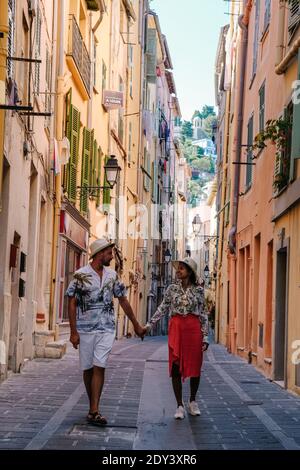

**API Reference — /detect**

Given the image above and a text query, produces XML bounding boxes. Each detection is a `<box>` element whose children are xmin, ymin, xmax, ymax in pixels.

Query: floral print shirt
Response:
<box><xmin>66</xmin><ymin>264</ymin><xmax>127</xmax><ymax>333</ymax></box>
<box><xmin>148</xmin><ymin>282</ymin><xmax>209</xmax><ymax>343</ymax></box>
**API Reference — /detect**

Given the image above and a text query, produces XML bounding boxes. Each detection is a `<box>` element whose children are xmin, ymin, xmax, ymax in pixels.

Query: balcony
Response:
<box><xmin>66</xmin><ymin>15</ymin><xmax>91</xmax><ymax>100</ymax></box>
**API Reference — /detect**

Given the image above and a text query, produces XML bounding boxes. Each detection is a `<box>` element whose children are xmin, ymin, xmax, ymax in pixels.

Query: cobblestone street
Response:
<box><xmin>0</xmin><ymin>336</ymin><xmax>300</xmax><ymax>451</ymax></box>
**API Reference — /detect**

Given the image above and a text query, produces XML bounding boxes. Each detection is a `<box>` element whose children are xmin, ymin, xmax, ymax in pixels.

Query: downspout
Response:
<box><xmin>276</xmin><ymin>37</ymin><xmax>300</xmax><ymax>75</ymax></box>
<box><xmin>228</xmin><ymin>6</ymin><xmax>250</xmax><ymax>254</ymax></box>
<box><xmin>92</xmin><ymin>0</ymin><xmax>105</xmax><ymax>34</ymax></box>
<box><xmin>275</xmin><ymin>0</ymin><xmax>286</xmax><ymax>68</ymax></box>
<box><xmin>0</xmin><ymin>2</ymin><xmax>9</xmax><ymax>212</ymax></box>
<box><xmin>49</xmin><ymin>0</ymin><xmax>65</xmax><ymax>334</ymax></box>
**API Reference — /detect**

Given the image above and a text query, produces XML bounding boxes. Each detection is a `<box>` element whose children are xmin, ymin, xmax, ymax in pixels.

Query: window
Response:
<box><xmin>246</xmin><ymin>115</ymin><xmax>254</xmax><ymax>189</ymax></box>
<box><xmin>128</xmin><ymin>122</ymin><xmax>132</xmax><ymax>162</ymax></box>
<box><xmin>65</xmin><ymin>92</ymin><xmax>81</xmax><ymax>204</ymax></box>
<box><xmin>143</xmin><ymin>147</ymin><xmax>151</xmax><ymax>192</ymax></box>
<box><xmin>7</xmin><ymin>0</ymin><xmax>15</xmax><ymax>78</ymax></box>
<box><xmin>288</xmin><ymin>0</ymin><xmax>300</xmax><ymax>39</ymax></box>
<box><xmin>120</xmin><ymin>3</ymin><xmax>125</xmax><ymax>35</ymax></box>
<box><xmin>129</xmin><ymin>44</ymin><xmax>133</xmax><ymax>98</ymax></box>
<box><xmin>263</xmin><ymin>0</ymin><xmax>271</xmax><ymax>33</ymax></box>
<box><xmin>102</xmin><ymin>60</ymin><xmax>107</xmax><ymax>92</ymax></box>
<box><xmin>252</xmin><ymin>0</ymin><xmax>260</xmax><ymax>79</ymax></box>
<box><xmin>80</xmin><ymin>128</ymin><xmax>92</xmax><ymax>214</ymax></box>
<box><xmin>259</xmin><ymin>82</ymin><xmax>265</xmax><ymax>132</ymax></box>
<box><xmin>34</xmin><ymin>6</ymin><xmax>42</xmax><ymax>95</ymax></box>
<box><xmin>151</xmin><ymin>161</ymin><xmax>158</xmax><ymax>203</ymax></box>
<box><xmin>103</xmin><ymin>155</ymin><xmax>111</xmax><ymax>208</ymax></box>
<box><xmin>118</xmin><ymin>76</ymin><xmax>124</xmax><ymax>143</ymax></box>
<box><xmin>45</xmin><ymin>47</ymin><xmax>52</xmax><ymax>128</ymax></box>
<box><xmin>146</xmin><ymin>28</ymin><xmax>157</xmax><ymax>84</ymax></box>
<box><xmin>93</xmin><ymin>37</ymin><xmax>97</xmax><ymax>88</ymax></box>
<box><xmin>274</xmin><ymin>103</ymin><xmax>293</xmax><ymax>192</ymax></box>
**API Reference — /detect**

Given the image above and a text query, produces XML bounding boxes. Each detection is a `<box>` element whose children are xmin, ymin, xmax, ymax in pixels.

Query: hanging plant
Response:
<box><xmin>251</xmin><ymin>116</ymin><xmax>292</xmax><ymax>192</ymax></box>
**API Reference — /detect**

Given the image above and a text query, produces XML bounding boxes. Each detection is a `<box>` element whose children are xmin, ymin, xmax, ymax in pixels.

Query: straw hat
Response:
<box><xmin>89</xmin><ymin>239</ymin><xmax>115</xmax><ymax>259</ymax></box>
<box><xmin>172</xmin><ymin>257</ymin><xmax>198</xmax><ymax>279</ymax></box>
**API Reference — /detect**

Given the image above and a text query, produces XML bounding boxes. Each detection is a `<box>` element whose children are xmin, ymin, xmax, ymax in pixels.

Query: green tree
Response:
<box><xmin>196</xmin><ymin>146</ymin><xmax>205</xmax><ymax>157</ymax></box>
<box><xmin>182</xmin><ymin>139</ymin><xmax>195</xmax><ymax>163</ymax></box>
<box><xmin>201</xmin><ymin>105</ymin><xmax>216</xmax><ymax>120</ymax></box>
<box><xmin>204</xmin><ymin>115</ymin><xmax>218</xmax><ymax>138</ymax></box>
<box><xmin>191</xmin><ymin>157</ymin><xmax>211</xmax><ymax>172</ymax></box>
<box><xmin>192</xmin><ymin>110</ymin><xmax>202</xmax><ymax>120</ymax></box>
<box><xmin>188</xmin><ymin>180</ymin><xmax>206</xmax><ymax>206</ymax></box>
<box><xmin>180</xmin><ymin>120</ymin><xmax>193</xmax><ymax>141</ymax></box>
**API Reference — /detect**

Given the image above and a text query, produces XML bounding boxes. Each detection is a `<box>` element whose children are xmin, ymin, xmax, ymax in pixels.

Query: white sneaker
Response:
<box><xmin>187</xmin><ymin>401</ymin><xmax>201</xmax><ymax>416</ymax></box>
<box><xmin>174</xmin><ymin>405</ymin><xmax>185</xmax><ymax>419</ymax></box>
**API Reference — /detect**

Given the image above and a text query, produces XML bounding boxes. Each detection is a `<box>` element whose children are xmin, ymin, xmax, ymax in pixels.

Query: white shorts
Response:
<box><xmin>78</xmin><ymin>330</ymin><xmax>115</xmax><ymax>370</ymax></box>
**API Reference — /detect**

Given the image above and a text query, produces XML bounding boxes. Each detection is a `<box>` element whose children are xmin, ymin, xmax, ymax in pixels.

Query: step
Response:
<box><xmin>44</xmin><ymin>340</ymin><xmax>67</xmax><ymax>359</ymax></box>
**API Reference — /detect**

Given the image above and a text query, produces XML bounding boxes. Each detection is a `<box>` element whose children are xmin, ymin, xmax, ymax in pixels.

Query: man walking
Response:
<box><xmin>66</xmin><ymin>239</ymin><xmax>146</xmax><ymax>426</ymax></box>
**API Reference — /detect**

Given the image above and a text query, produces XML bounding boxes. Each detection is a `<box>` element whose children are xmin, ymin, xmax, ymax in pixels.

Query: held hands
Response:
<box><xmin>70</xmin><ymin>331</ymin><xmax>80</xmax><ymax>349</ymax></box>
<box><xmin>134</xmin><ymin>324</ymin><xmax>148</xmax><ymax>340</ymax></box>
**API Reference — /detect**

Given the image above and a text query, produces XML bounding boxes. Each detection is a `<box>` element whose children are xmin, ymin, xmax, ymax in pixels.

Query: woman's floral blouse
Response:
<box><xmin>148</xmin><ymin>282</ymin><xmax>209</xmax><ymax>343</ymax></box>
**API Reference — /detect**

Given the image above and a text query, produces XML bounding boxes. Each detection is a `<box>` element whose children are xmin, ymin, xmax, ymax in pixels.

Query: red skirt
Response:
<box><xmin>168</xmin><ymin>314</ymin><xmax>203</xmax><ymax>382</ymax></box>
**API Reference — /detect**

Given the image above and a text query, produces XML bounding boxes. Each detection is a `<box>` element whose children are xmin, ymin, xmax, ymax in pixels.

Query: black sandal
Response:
<box><xmin>87</xmin><ymin>411</ymin><xmax>107</xmax><ymax>426</ymax></box>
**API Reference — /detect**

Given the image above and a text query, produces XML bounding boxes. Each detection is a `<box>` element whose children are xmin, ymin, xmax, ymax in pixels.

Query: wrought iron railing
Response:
<box><xmin>67</xmin><ymin>15</ymin><xmax>91</xmax><ymax>95</ymax></box>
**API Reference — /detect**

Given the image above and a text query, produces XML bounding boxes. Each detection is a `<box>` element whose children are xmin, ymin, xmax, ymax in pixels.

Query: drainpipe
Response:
<box><xmin>275</xmin><ymin>0</ymin><xmax>286</xmax><ymax>68</ymax></box>
<box><xmin>49</xmin><ymin>0</ymin><xmax>65</xmax><ymax>334</ymax></box>
<box><xmin>228</xmin><ymin>5</ymin><xmax>250</xmax><ymax>254</ymax></box>
<box><xmin>0</xmin><ymin>2</ymin><xmax>8</xmax><ymax>212</ymax></box>
<box><xmin>276</xmin><ymin>37</ymin><xmax>300</xmax><ymax>75</ymax></box>
<box><xmin>92</xmin><ymin>0</ymin><xmax>105</xmax><ymax>34</ymax></box>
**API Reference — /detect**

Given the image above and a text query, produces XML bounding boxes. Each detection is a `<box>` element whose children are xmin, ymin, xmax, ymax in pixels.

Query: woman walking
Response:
<box><xmin>145</xmin><ymin>257</ymin><xmax>209</xmax><ymax>419</ymax></box>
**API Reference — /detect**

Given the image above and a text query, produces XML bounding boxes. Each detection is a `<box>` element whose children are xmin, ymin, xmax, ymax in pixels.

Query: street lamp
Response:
<box><xmin>192</xmin><ymin>214</ymin><xmax>201</xmax><ymax>234</ymax></box>
<box><xmin>164</xmin><ymin>248</ymin><xmax>172</xmax><ymax>264</ymax></box>
<box><xmin>104</xmin><ymin>154</ymin><xmax>121</xmax><ymax>188</ymax></box>
<box><xmin>204</xmin><ymin>264</ymin><xmax>210</xmax><ymax>280</ymax></box>
<box><xmin>76</xmin><ymin>154</ymin><xmax>121</xmax><ymax>198</ymax></box>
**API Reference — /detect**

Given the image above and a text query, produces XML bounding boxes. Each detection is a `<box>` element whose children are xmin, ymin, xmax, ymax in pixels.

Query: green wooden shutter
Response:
<box><xmin>89</xmin><ymin>137</ymin><xmax>98</xmax><ymax>202</ymax></box>
<box><xmin>68</xmin><ymin>105</ymin><xmax>80</xmax><ymax>203</ymax></box>
<box><xmin>80</xmin><ymin>128</ymin><xmax>92</xmax><ymax>213</ymax></box>
<box><xmin>103</xmin><ymin>155</ymin><xmax>111</xmax><ymax>207</ymax></box>
<box><xmin>92</xmin><ymin>139</ymin><xmax>97</xmax><ymax>188</ymax></box>
<box><xmin>64</xmin><ymin>89</ymin><xmax>72</xmax><ymax>190</ymax></box>
<box><xmin>89</xmin><ymin>132</ymin><xmax>95</xmax><ymax>188</ymax></box>
<box><xmin>96</xmin><ymin>147</ymin><xmax>102</xmax><ymax>207</ymax></box>
<box><xmin>291</xmin><ymin>50</ymin><xmax>300</xmax><ymax>162</ymax></box>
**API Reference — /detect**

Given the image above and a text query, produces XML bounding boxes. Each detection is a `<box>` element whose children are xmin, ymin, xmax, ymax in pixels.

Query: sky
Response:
<box><xmin>150</xmin><ymin>0</ymin><xmax>230</xmax><ymax>121</ymax></box>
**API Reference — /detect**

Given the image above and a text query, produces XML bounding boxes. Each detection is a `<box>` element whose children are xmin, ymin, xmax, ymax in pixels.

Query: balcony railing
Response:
<box><xmin>67</xmin><ymin>15</ymin><xmax>91</xmax><ymax>96</ymax></box>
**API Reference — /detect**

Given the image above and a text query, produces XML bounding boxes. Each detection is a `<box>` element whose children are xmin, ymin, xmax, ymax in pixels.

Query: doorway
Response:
<box><xmin>63</xmin><ymin>242</ymin><xmax>82</xmax><ymax>320</ymax></box>
<box><xmin>274</xmin><ymin>248</ymin><xmax>288</xmax><ymax>385</ymax></box>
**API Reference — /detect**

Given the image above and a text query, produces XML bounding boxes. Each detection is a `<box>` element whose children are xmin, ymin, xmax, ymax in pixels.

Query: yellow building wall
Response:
<box><xmin>0</xmin><ymin>1</ymin><xmax>8</xmax><ymax>211</ymax></box>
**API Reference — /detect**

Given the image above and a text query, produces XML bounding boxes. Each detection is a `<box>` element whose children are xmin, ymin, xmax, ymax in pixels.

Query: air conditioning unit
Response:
<box><xmin>29</xmin><ymin>0</ymin><xmax>38</xmax><ymax>17</ymax></box>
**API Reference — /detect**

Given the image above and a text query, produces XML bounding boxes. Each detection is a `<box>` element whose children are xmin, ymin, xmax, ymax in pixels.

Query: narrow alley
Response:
<box><xmin>0</xmin><ymin>337</ymin><xmax>300</xmax><ymax>451</ymax></box>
